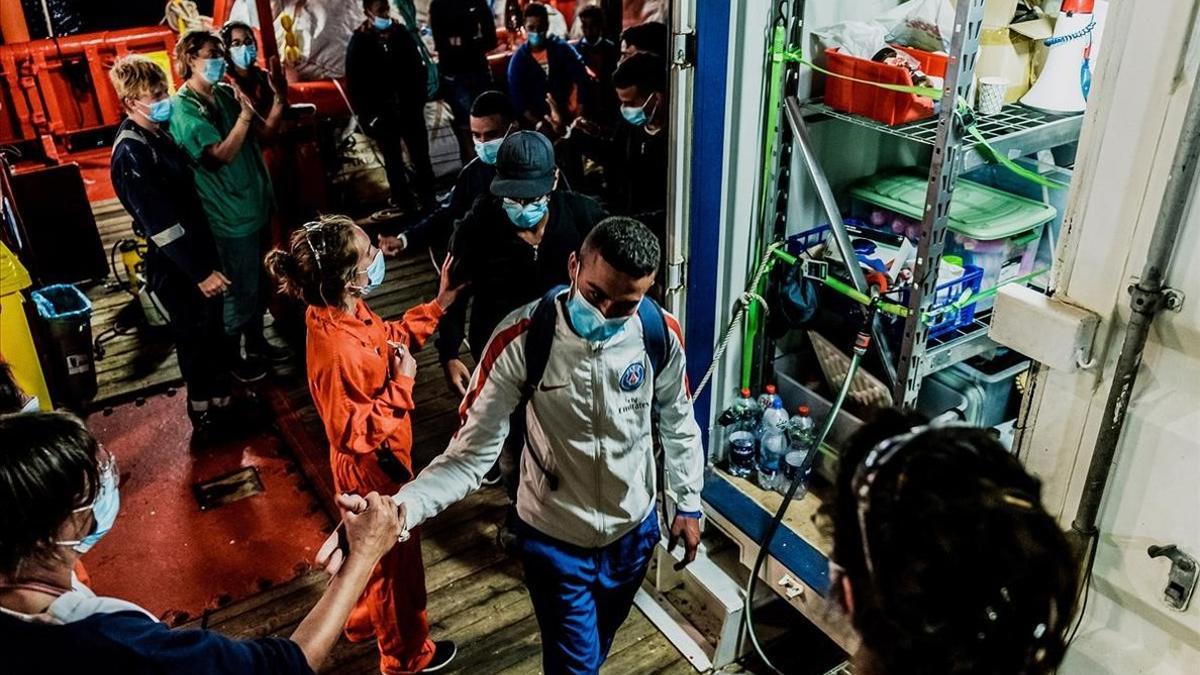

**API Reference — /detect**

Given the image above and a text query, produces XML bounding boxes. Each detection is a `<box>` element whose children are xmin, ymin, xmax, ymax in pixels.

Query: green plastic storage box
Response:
<box><xmin>850</xmin><ymin>171</ymin><xmax>1057</xmax><ymax>309</ymax></box>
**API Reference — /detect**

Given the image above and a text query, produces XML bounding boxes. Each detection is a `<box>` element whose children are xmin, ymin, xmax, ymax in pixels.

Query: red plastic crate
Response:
<box><xmin>823</xmin><ymin>45</ymin><xmax>949</xmax><ymax>126</ymax></box>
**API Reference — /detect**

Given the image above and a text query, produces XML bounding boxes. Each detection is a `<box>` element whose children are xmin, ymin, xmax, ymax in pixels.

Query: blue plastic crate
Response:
<box><xmin>786</xmin><ymin>224</ymin><xmax>832</xmax><ymax>256</ymax></box>
<box><xmin>788</xmin><ymin>224</ymin><xmax>982</xmax><ymax>340</ymax></box>
<box><xmin>906</xmin><ymin>264</ymin><xmax>984</xmax><ymax>339</ymax></box>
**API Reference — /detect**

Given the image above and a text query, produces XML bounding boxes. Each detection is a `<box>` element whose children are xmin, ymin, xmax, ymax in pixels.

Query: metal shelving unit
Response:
<box><xmin>801</xmin><ymin>101</ymin><xmax>1084</xmax><ymax>173</ymax></box>
<box><xmin>757</xmin><ymin>0</ymin><xmax>1081</xmax><ymax>407</ymax></box>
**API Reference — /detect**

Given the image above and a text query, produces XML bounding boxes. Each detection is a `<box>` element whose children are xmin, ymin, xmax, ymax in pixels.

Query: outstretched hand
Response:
<box><xmin>435</xmin><ymin>254</ymin><xmax>467</xmax><ymax>310</ymax></box>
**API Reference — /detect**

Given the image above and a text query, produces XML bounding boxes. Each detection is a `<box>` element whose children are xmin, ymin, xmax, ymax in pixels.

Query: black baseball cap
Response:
<box><xmin>491</xmin><ymin>131</ymin><xmax>556</xmax><ymax>199</ymax></box>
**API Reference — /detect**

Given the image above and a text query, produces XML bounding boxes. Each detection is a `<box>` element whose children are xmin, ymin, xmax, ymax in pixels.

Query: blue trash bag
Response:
<box><xmin>32</xmin><ymin>284</ymin><xmax>92</xmax><ymax>322</ymax></box>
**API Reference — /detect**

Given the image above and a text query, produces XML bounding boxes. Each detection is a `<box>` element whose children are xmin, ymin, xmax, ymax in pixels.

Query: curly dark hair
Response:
<box><xmin>833</xmin><ymin>408</ymin><xmax>1078</xmax><ymax>675</ymax></box>
<box><xmin>581</xmin><ymin>216</ymin><xmax>660</xmax><ymax>279</ymax></box>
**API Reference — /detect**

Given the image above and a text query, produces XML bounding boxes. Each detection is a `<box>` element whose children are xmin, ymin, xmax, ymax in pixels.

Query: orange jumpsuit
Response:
<box><xmin>305</xmin><ymin>298</ymin><xmax>443</xmax><ymax>674</ymax></box>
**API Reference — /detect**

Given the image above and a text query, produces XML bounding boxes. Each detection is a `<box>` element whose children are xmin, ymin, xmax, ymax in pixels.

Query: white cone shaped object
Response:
<box><xmin>1021</xmin><ymin>4</ymin><xmax>1095</xmax><ymax>114</ymax></box>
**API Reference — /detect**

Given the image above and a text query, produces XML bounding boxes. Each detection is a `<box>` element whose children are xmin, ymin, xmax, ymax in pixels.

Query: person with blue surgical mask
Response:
<box><xmin>0</xmin><ymin>411</ymin><xmax>411</xmax><ymax>675</ymax></box>
<box><xmin>377</xmin><ymin>91</ymin><xmax>522</xmax><ymax>258</ymax></box>
<box><xmin>345</xmin><ymin>0</ymin><xmax>438</xmax><ymax>214</ymax></box>
<box><xmin>361</xmin><ymin>216</ymin><xmax>705</xmax><ymax>675</ymax></box>
<box><xmin>220</xmin><ymin>21</ymin><xmax>286</xmax><ymax>143</ymax></box>
<box><xmin>506</xmin><ymin>2</ymin><xmax>592</xmax><ymax>131</ymax></box>
<box><xmin>109</xmin><ymin>54</ymin><xmax>244</xmax><ymax>443</ymax></box>
<box><xmin>552</xmin><ymin>52</ymin><xmax>669</xmax><ymax>257</ymax></box>
<box><xmin>170</xmin><ymin>29</ymin><xmax>282</xmax><ymax>386</ymax></box>
<box><xmin>265</xmin><ymin>216</ymin><xmax>465</xmax><ymax>675</ymax></box>
<box><xmin>435</xmin><ymin>130</ymin><xmax>604</xmax><ymax>402</ymax></box>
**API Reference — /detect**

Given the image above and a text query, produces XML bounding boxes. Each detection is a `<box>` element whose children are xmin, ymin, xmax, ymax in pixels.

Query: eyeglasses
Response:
<box><xmin>502</xmin><ymin>194</ymin><xmax>550</xmax><ymax>208</ymax></box>
<box><xmin>72</xmin><ymin>445</ymin><xmax>119</xmax><ymax>513</ymax></box>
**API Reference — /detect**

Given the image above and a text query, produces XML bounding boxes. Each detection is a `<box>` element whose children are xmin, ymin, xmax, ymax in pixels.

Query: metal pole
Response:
<box><xmin>785</xmin><ymin>96</ymin><xmax>900</xmax><ymax>391</ymax></box>
<box><xmin>1069</xmin><ymin>66</ymin><xmax>1200</xmax><ymax>550</ymax></box>
<box><xmin>893</xmin><ymin>0</ymin><xmax>987</xmax><ymax>407</ymax></box>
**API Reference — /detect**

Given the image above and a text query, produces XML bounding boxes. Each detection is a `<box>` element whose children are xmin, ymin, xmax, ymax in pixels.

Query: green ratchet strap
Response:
<box><xmin>776</xmin><ymin>48</ymin><xmax>1070</xmax><ymax>190</ymax></box>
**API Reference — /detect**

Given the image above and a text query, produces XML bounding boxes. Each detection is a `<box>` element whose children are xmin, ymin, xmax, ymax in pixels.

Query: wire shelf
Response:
<box><xmin>822</xmin><ymin>662</ymin><xmax>855</xmax><ymax>675</ymax></box>
<box><xmin>924</xmin><ymin>311</ymin><xmax>997</xmax><ymax>375</ymax></box>
<box><xmin>801</xmin><ymin>101</ymin><xmax>1083</xmax><ymax>172</ymax></box>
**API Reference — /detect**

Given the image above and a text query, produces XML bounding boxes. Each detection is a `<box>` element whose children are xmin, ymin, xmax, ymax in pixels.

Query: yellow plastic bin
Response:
<box><xmin>0</xmin><ymin>241</ymin><xmax>51</xmax><ymax>410</ymax></box>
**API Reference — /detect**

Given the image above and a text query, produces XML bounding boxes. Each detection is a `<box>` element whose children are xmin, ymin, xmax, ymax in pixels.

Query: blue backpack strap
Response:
<box><xmin>637</xmin><ymin>296</ymin><xmax>670</xmax><ymax>386</ymax></box>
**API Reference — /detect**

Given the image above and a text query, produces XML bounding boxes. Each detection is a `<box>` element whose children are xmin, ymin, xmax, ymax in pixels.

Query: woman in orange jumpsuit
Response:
<box><xmin>266</xmin><ymin>215</ymin><xmax>463</xmax><ymax>673</ymax></box>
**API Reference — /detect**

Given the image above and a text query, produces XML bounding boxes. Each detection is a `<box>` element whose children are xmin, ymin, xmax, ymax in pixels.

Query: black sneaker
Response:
<box><xmin>231</xmin><ymin>356</ymin><xmax>268</xmax><ymax>383</ymax></box>
<box><xmin>422</xmin><ymin>641</ymin><xmax>457</xmax><ymax>672</ymax></box>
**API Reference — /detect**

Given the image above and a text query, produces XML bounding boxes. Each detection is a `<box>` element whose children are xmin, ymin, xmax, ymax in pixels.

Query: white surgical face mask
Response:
<box><xmin>19</xmin><ymin>396</ymin><xmax>40</xmax><ymax>413</ymax></box>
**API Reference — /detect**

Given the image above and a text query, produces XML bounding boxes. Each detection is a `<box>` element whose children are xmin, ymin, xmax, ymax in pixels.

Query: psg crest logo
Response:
<box><xmin>620</xmin><ymin>362</ymin><xmax>646</xmax><ymax>392</ymax></box>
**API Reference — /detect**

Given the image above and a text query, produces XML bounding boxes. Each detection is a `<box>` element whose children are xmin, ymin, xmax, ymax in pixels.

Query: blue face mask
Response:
<box><xmin>140</xmin><ymin>97</ymin><xmax>173</xmax><ymax>123</ymax></box>
<box><xmin>199</xmin><ymin>58</ymin><xmax>226</xmax><ymax>85</ymax></box>
<box><xmin>567</xmin><ymin>286</ymin><xmax>631</xmax><ymax>342</ymax></box>
<box><xmin>621</xmin><ymin>93</ymin><xmax>656</xmax><ymax>127</ymax></box>
<box><xmin>474</xmin><ymin>137</ymin><xmax>504</xmax><ymax>165</ymax></box>
<box><xmin>230</xmin><ymin>44</ymin><xmax>257</xmax><ymax>69</ymax></box>
<box><xmin>527</xmin><ymin>31</ymin><xmax>545</xmax><ymax>47</ymax></box>
<box><xmin>503</xmin><ymin>196</ymin><xmax>549</xmax><ymax>230</ymax></box>
<box><xmin>59</xmin><ymin>460</ymin><xmax>120</xmax><ymax>555</ymax></box>
<box><xmin>373</xmin><ymin>16</ymin><xmax>393</xmax><ymax>30</ymax></box>
<box><xmin>358</xmin><ymin>250</ymin><xmax>386</xmax><ymax>296</ymax></box>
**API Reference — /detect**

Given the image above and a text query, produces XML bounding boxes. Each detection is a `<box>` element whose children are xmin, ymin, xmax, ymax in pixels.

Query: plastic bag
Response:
<box><xmin>811</xmin><ymin>20</ymin><xmax>891</xmax><ymax>59</ymax></box>
<box><xmin>879</xmin><ymin>0</ymin><xmax>957</xmax><ymax>52</ymax></box>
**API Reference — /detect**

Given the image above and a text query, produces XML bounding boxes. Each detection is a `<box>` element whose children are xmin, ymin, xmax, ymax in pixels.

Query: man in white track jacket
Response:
<box><xmin>394</xmin><ymin>216</ymin><xmax>705</xmax><ymax>674</ymax></box>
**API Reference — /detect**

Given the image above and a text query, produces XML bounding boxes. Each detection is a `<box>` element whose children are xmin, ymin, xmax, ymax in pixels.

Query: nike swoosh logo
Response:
<box><xmin>538</xmin><ymin>383</ymin><xmax>569</xmax><ymax>392</ymax></box>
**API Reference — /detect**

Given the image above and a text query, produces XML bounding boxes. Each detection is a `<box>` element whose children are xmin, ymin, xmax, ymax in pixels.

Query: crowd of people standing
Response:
<box><xmin>0</xmin><ymin>3</ymin><xmax>1079</xmax><ymax>675</ymax></box>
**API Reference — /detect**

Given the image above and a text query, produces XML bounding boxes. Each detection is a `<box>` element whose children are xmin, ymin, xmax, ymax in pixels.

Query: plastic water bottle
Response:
<box><xmin>757</xmin><ymin>424</ymin><xmax>787</xmax><ymax>490</ymax></box>
<box><xmin>726</xmin><ymin>389</ymin><xmax>759</xmax><ymax>478</ymax></box>
<box><xmin>736</xmin><ymin>388</ymin><xmax>762</xmax><ymax>435</ymax></box>
<box><xmin>783</xmin><ymin>406</ymin><xmax>816</xmax><ymax>496</ymax></box>
<box><xmin>758</xmin><ymin>398</ymin><xmax>789</xmax><ymax>440</ymax></box>
<box><xmin>756</xmin><ymin>384</ymin><xmax>781</xmax><ymax>416</ymax></box>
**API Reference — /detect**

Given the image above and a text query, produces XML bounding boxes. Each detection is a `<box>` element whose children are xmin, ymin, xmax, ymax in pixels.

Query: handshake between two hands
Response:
<box><xmin>315</xmin><ymin>492</ymin><xmax>409</xmax><ymax>576</ymax></box>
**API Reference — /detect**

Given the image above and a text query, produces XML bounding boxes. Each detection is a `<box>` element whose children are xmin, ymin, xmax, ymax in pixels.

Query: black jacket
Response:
<box><xmin>429</xmin><ymin>0</ymin><xmax>497</xmax><ymax>77</ymax></box>
<box><xmin>109</xmin><ymin>119</ymin><xmax>220</xmax><ymax>289</ymax></box>
<box><xmin>435</xmin><ymin>191</ymin><xmax>606</xmax><ymax>363</ymax></box>
<box><xmin>570</xmin><ymin>121</ymin><xmax>668</xmax><ymax>240</ymax></box>
<box><xmin>403</xmin><ymin>157</ymin><xmax>496</xmax><ymax>252</ymax></box>
<box><xmin>345</xmin><ymin>22</ymin><xmax>429</xmax><ymax>124</ymax></box>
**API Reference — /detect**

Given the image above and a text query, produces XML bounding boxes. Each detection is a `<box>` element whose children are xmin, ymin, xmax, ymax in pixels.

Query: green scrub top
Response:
<box><xmin>169</xmin><ymin>82</ymin><xmax>273</xmax><ymax>239</ymax></box>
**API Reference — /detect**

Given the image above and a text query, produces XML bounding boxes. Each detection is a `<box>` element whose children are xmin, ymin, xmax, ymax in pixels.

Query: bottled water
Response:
<box><xmin>755</xmin><ymin>399</ymin><xmax>789</xmax><ymax>490</ymax></box>
<box><xmin>782</xmin><ymin>406</ymin><xmax>816</xmax><ymax>496</ymax></box>
<box><xmin>757</xmin><ymin>384</ymin><xmax>781</xmax><ymax>416</ymax></box>
<box><xmin>757</xmin><ymin>424</ymin><xmax>786</xmax><ymax>490</ymax></box>
<box><xmin>724</xmin><ymin>389</ymin><xmax>760</xmax><ymax>478</ymax></box>
<box><xmin>728</xmin><ymin>431</ymin><xmax>757</xmax><ymax>478</ymax></box>
<box><xmin>758</xmin><ymin>398</ymin><xmax>790</xmax><ymax>440</ymax></box>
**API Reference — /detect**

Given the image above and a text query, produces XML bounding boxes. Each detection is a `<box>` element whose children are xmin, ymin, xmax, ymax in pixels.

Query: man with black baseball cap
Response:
<box><xmin>436</xmin><ymin>131</ymin><xmax>606</xmax><ymax>401</ymax></box>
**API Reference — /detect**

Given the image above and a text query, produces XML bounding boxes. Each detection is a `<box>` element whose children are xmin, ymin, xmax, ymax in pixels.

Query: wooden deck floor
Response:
<box><xmin>87</xmin><ymin>199</ymin><xmax>699</xmax><ymax>673</ymax></box>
